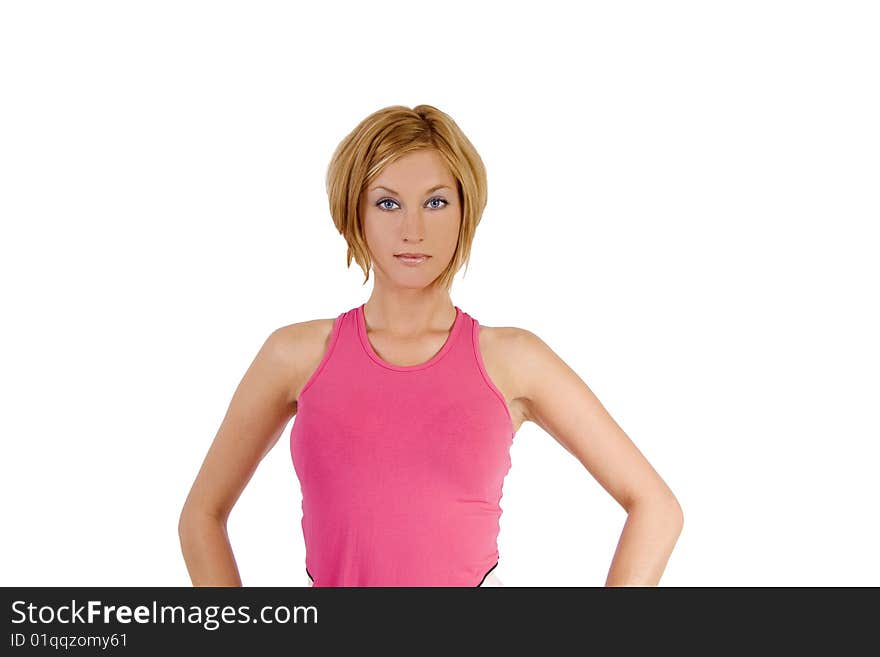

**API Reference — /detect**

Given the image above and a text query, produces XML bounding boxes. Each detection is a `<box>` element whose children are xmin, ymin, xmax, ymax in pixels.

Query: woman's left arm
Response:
<box><xmin>514</xmin><ymin>329</ymin><xmax>684</xmax><ymax>586</ymax></box>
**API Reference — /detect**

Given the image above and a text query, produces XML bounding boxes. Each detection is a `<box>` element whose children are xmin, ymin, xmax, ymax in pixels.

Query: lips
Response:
<box><xmin>395</xmin><ymin>253</ymin><xmax>430</xmax><ymax>258</ymax></box>
<box><xmin>394</xmin><ymin>254</ymin><xmax>430</xmax><ymax>265</ymax></box>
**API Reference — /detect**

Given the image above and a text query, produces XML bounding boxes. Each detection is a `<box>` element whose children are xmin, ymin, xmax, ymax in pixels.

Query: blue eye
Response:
<box><xmin>376</xmin><ymin>197</ymin><xmax>449</xmax><ymax>211</ymax></box>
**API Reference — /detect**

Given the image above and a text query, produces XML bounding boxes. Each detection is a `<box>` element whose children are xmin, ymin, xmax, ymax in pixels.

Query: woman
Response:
<box><xmin>178</xmin><ymin>104</ymin><xmax>684</xmax><ymax>587</ymax></box>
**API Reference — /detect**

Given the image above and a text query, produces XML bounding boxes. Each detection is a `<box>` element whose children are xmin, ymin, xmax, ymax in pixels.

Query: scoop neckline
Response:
<box><xmin>356</xmin><ymin>302</ymin><xmax>464</xmax><ymax>372</ymax></box>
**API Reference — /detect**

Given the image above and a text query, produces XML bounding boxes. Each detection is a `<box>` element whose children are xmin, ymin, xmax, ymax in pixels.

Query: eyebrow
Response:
<box><xmin>369</xmin><ymin>184</ymin><xmax>451</xmax><ymax>195</ymax></box>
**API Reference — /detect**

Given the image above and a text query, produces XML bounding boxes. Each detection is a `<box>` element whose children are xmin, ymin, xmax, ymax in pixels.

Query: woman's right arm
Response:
<box><xmin>178</xmin><ymin>325</ymin><xmax>303</xmax><ymax>586</ymax></box>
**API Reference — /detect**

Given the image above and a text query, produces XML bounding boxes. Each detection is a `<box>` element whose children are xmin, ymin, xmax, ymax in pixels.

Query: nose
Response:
<box><xmin>400</xmin><ymin>209</ymin><xmax>427</xmax><ymax>242</ymax></box>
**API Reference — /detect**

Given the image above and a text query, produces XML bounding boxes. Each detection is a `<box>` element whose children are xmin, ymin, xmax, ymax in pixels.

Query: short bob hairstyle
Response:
<box><xmin>326</xmin><ymin>104</ymin><xmax>488</xmax><ymax>291</ymax></box>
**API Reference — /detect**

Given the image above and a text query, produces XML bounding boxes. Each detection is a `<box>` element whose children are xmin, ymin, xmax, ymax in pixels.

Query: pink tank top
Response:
<box><xmin>289</xmin><ymin>303</ymin><xmax>515</xmax><ymax>586</ymax></box>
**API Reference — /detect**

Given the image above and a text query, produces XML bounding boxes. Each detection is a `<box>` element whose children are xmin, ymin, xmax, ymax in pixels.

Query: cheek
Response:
<box><xmin>363</xmin><ymin>218</ymin><xmax>398</xmax><ymax>261</ymax></box>
<box><xmin>442</xmin><ymin>214</ymin><xmax>462</xmax><ymax>242</ymax></box>
<box><xmin>362</xmin><ymin>213</ymin><xmax>385</xmax><ymax>245</ymax></box>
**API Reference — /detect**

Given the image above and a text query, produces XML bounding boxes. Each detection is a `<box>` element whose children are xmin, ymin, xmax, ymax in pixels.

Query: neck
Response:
<box><xmin>363</xmin><ymin>290</ymin><xmax>455</xmax><ymax>337</ymax></box>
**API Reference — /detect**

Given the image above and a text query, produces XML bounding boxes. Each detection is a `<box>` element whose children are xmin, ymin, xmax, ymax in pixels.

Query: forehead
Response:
<box><xmin>370</xmin><ymin>150</ymin><xmax>455</xmax><ymax>190</ymax></box>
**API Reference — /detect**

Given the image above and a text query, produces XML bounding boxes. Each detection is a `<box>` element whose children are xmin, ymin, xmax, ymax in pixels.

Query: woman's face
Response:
<box><xmin>360</xmin><ymin>149</ymin><xmax>461</xmax><ymax>289</ymax></box>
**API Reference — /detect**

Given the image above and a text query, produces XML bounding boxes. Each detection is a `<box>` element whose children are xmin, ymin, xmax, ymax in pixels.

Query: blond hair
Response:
<box><xmin>325</xmin><ymin>104</ymin><xmax>488</xmax><ymax>290</ymax></box>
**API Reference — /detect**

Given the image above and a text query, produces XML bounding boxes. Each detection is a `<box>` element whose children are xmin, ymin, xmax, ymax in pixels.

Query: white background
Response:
<box><xmin>1</xmin><ymin>1</ymin><xmax>877</xmax><ymax>587</ymax></box>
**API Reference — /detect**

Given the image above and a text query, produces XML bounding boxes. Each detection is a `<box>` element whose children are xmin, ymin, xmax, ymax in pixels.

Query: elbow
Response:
<box><xmin>179</xmin><ymin>490</ymin><xmax>229</xmax><ymax>530</ymax></box>
<box><xmin>178</xmin><ymin>507</ymin><xmax>192</xmax><ymax>539</ymax></box>
<box><xmin>661</xmin><ymin>494</ymin><xmax>684</xmax><ymax>535</ymax></box>
<box><xmin>178</xmin><ymin>502</ymin><xmax>220</xmax><ymax>539</ymax></box>
<box><xmin>628</xmin><ymin>491</ymin><xmax>684</xmax><ymax>530</ymax></box>
<box><xmin>658</xmin><ymin>483</ymin><xmax>684</xmax><ymax>527</ymax></box>
<box><xmin>178</xmin><ymin>505</ymin><xmax>196</xmax><ymax>542</ymax></box>
<box><xmin>178</xmin><ymin>498</ymin><xmax>197</xmax><ymax>534</ymax></box>
<box><xmin>653</xmin><ymin>490</ymin><xmax>683</xmax><ymax>527</ymax></box>
<box><xmin>669</xmin><ymin>497</ymin><xmax>684</xmax><ymax>532</ymax></box>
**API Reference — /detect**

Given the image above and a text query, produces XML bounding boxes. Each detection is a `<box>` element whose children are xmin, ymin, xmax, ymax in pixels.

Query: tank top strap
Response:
<box><xmin>454</xmin><ymin>310</ymin><xmax>513</xmax><ymax>434</ymax></box>
<box><xmin>435</xmin><ymin>306</ymin><xmax>479</xmax><ymax>370</ymax></box>
<box><xmin>295</xmin><ymin>307</ymin><xmax>349</xmax><ymax>403</ymax></box>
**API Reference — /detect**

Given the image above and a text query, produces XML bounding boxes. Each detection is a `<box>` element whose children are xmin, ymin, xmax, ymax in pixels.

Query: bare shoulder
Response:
<box><xmin>477</xmin><ymin>324</ymin><xmax>538</xmax><ymax>369</ymax></box>
<box><xmin>271</xmin><ymin>317</ymin><xmax>337</xmax><ymax>406</ymax></box>
<box><xmin>477</xmin><ymin>324</ymin><xmax>532</xmax><ymax>356</ymax></box>
<box><xmin>477</xmin><ymin>324</ymin><xmax>564</xmax><ymax>424</ymax></box>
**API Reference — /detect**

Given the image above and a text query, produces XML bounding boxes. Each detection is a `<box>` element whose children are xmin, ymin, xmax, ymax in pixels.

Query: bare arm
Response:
<box><xmin>515</xmin><ymin>329</ymin><xmax>684</xmax><ymax>586</ymax></box>
<box><xmin>178</xmin><ymin>326</ymin><xmax>301</xmax><ymax>586</ymax></box>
